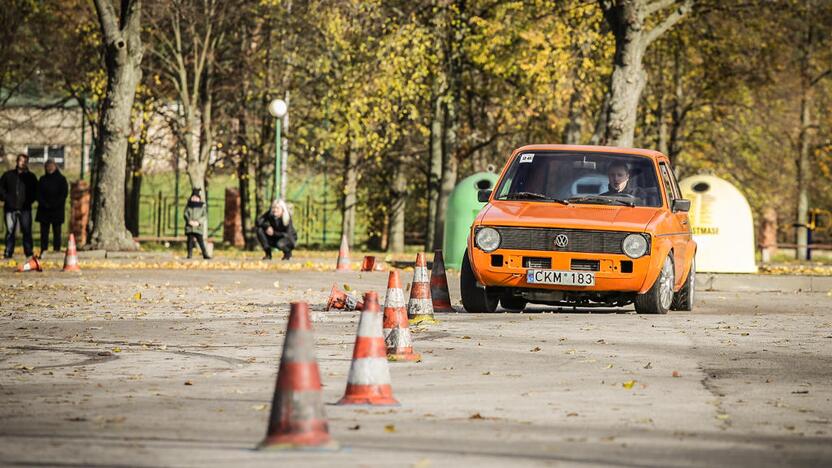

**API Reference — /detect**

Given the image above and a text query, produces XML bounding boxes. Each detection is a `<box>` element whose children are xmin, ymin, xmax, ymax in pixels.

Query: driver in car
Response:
<box><xmin>601</xmin><ymin>161</ymin><xmax>646</xmax><ymax>203</ymax></box>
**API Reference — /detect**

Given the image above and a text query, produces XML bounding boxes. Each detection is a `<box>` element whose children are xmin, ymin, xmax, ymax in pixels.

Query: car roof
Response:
<box><xmin>512</xmin><ymin>144</ymin><xmax>667</xmax><ymax>162</ymax></box>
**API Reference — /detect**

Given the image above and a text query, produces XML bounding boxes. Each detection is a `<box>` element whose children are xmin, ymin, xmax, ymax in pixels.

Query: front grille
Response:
<box><xmin>523</xmin><ymin>256</ymin><xmax>551</xmax><ymax>269</ymax></box>
<box><xmin>570</xmin><ymin>259</ymin><xmax>600</xmax><ymax>271</ymax></box>
<box><xmin>495</xmin><ymin>227</ymin><xmax>646</xmax><ymax>255</ymax></box>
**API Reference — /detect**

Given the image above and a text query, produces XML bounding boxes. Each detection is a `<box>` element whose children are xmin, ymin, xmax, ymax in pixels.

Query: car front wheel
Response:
<box><xmin>635</xmin><ymin>255</ymin><xmax>675</xmax><ymax>315</ymax></box>
<box><xmin>671</xmin><ymin>257</ymin><xmax>695</xmax><ymax>311</ymax></box>
<box><xmin>500</xmin><ymin>295</ymin><xmax>528</xmax><ymax>312</ymax></box>
<box><xmin>460</xmin><ymin>249</ymin><xmax>499</xmax><ymax>313</ymax></box>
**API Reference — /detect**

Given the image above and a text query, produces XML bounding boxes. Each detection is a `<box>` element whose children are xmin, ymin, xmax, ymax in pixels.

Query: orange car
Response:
<box><xmin>461</xmin><ymin>144</ymin><xmax>696</xmax><ymax>314</ymax></box>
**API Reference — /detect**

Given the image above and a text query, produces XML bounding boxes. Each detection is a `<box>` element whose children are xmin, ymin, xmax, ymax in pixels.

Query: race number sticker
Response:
<box><xmin>519</xmin><ymin>153</ymin><xmax>534</xmax><ymax>163</ymax></box>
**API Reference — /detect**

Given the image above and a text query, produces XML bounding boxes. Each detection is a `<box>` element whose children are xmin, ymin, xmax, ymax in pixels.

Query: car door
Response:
<box><xmin>658</xmin><ymin>161</ymin><xmax>690</xmax><ymax>284</ymax></box>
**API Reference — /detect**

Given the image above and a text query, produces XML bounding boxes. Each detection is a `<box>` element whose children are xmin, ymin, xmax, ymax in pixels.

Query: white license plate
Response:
<box><xmin>526</xmin><ymin>269</ymin><xmax>595</xmax><ymax>286</ymax></box>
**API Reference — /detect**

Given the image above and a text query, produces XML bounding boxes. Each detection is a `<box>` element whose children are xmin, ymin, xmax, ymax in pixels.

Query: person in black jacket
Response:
<box><xmin>255</xmin><ymin>199</ymin><xmax>297</xmax><ymax>260</ymax></box>
<box><xmin>36</xmin><ymin>159</ymin><xmax>69</xmax><ymax>253</ymax></box>
<box><xmin>0</xmin><ymin>154</ymin><xmax>38</xmax><ymax>258</ymax></box>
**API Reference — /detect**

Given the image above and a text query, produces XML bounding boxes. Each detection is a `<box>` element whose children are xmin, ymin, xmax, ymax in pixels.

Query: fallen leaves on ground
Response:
<box><xmin>384</xmin><ymin>424</ymin><xmax>396</xmax><ymax>433</ymax></box>
<box><xmin>672</xmin><ymin>371</ymin><xmax>681</xmax><ymax>378</ymax></box>
<box><xmin>530</xmin><ymin>346</ymin><xmax>541</xmax><ymax>352</ymax></box>
<box><xmin>622</xmin><ymin>380</ymin><xmax>636</xmax><ymax>389</ymax></box>
<box><xmin>469</xmin><ymin>413</ymin><xmax>485</xmax><ymax>420</ymax></box>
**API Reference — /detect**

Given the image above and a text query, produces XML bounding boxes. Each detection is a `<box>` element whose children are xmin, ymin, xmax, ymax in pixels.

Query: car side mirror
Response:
<box><xmin>477</xmin><ymin>190</ymin><xmax>492</xmax><ymax>203</ymax></box>
<box><xmin>672</xmin><ymin>199</ymin><xmax>691</xmax><ymax>213</ymax></box>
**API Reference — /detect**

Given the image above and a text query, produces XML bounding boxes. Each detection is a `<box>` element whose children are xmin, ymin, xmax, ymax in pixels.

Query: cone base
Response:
<box><xmin>336</xmin><ymin>395</ymin><xmax>400</xmax><ymax>406</ymax></box>
<box><xmin>408</xmin><ymin>315</ymin><xmax>438</xmax><ymax>325</ymax></box>
<box><xmin>63</xmin><ymin>266</ymin><xmax>81</xmax><ymax>272</ymax></box>
<box><xmin>258</xmin><ymin>436</ymin><xmax>340</xmax><ymax>452</ymax></box>
<box><xmin>387</xmin><ymin>352</ymin><xmax>422</xmax><ymax>362</ymax></box>
<box><xmin>432</xmin><ymin>304</ymin><xmax>454</xmax><ymax>313</ymax></box>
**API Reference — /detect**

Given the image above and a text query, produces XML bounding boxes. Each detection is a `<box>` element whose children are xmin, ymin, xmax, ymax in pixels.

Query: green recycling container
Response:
<box><xmin>442</xmin><ymin>172</ymin><xmax>499</xmax><ymax>270</ymax></box>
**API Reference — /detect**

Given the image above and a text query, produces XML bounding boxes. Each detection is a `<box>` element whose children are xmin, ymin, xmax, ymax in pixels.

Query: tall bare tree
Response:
<box><xmin>598</xmin><ymin>0</ymin><xmax>691</xmax><ymax>147</ymax></box>
<box><xmin>87</xmin><ymin>0</ymin><xmax>142</xmax><ymax>250</ymax></box>
<box><xmin>148</xmin><ymin>0</ymin><xmax>230</xmax><ymax>193</ymax></box>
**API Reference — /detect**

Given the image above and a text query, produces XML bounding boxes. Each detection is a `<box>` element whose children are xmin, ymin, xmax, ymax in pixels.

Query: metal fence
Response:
<box><xmin>135</xmin><ymin>190</ymin><xmax>346</xmax><ymax>247</ymax></box>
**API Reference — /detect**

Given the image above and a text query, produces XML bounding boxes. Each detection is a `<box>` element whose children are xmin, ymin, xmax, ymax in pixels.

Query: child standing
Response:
<box><xmin>184</xmin><ymin>189</ymin><xmax>210</xmax><ymax>259</ymax></box>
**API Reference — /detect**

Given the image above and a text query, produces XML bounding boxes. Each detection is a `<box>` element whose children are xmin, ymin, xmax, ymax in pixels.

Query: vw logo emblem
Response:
<box><xmin>554</xmin><ymin>234</ymin><xmax>569</xmax><ymax>248</ymax></box>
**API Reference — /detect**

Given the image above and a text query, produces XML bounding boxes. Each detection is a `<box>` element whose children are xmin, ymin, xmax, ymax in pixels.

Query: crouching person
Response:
<box><xmin>256</xmin><ymin>199</ymin><xmax>296</xmax><ymax>260</ymax></box>
<box><xmin>184</xmin><ymin>189</ymin><xmax>210</xmax><ymax>259</ymax></box>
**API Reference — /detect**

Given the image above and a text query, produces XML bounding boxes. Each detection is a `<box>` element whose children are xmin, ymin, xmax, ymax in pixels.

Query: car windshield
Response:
<box><xmin>494</xmin><ymin>151</ymin><xmax>663</xmax><ymax>208</ymax></box>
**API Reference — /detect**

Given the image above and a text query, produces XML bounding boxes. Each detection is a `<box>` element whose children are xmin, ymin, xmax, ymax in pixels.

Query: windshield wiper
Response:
<box><xmin>568</xmin><ymin>195</ymin><xmax>636</xmax><ymax>207</ymax></box>
<box><xmin>501</xmin><ymin>192</ymin><xmax>569</xmax><ymax>205</ymax></box>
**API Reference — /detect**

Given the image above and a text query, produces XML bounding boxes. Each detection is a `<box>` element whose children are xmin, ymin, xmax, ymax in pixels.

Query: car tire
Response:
<box><xmin>671</xmin><ymin>257</ymin><xmax>695</xmax><ymax>311</ymax></box>
<box><xmin>635</xmin><ymin>255</ymin><xmax>675</xmax><ymax>315</ymax></box>
<box><xmin>500</xmin><ymin>295</ymin><xmax>527</xmax><ymax>312</ymax></box>
<box><xmin>460</xmin><ymin>249</ymin><xmax>499</xmax><ymax>313</ymax></box>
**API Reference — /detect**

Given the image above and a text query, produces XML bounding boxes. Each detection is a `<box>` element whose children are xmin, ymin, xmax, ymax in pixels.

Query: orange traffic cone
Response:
<box><xmin>360</xmin><ymin>255</ymin><xmax>376</xmax><ymax>272</ymax></box>
<box><xmin>325</xmin><ymin>284</ymin><xmax>364</xmax><ymax>311</ymax></box>
<box><xmin>336</xmin><ymin>234</ymin><xmax>351</xmax><ymax>272</ymax></box>
<box><xmin>63</xmin><ymin>233</ymin><xmax>81</xmax><ymax>272</ymax></box>
<box><xmin>17</xmin><ymin>256</ymin><xmax>42</xmax><ymax>273</ymax></box>
<box><xmin>407</xmin><ymin>252</ymin><xmax>437</xmax><ymax>325</ymax></box>
<box><xmin>383</xmin><ymin>271</ymin><xmax>421</xmax><ymax>362</ymax></box>
<box><xmin>336</xmin><ymin>291</ymin><xmax>399</xmax><ymax>406</ymax></box>
<box><xmin>430</xmin><ymin>250</ymin><xmax>453</xmax><ymax>312</ymax></box>
<box><xmin>259</xmin><ymin>301</ymin><xmax>338</xmax><ymax>451</ymax></box>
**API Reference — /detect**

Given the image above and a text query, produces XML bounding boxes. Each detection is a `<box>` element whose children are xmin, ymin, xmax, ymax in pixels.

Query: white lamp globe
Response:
<box><xmin>268</xmin><ymin>99</ymin><xmax>287</xmax><ymax>118</ymax></box>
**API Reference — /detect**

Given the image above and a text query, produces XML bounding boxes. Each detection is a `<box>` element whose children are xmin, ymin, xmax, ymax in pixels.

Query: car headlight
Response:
<box><xmin>622</xmin><ymin>233</ymin><xmax>649</xmax><ymax>258</ymax></box>
<box><xmin>475</xmin><ymin>227</ymin><xmax>501</xmax><ymax>253</ymax></box>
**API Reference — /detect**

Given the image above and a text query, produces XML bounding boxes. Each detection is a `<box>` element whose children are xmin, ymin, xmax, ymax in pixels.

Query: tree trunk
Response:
<box><xmin>124</xmin><ymin>145</ymin><xmax>144</xmax><ymax>237</ymax></box>
<box><xmin>88</xmin><ymin>0</ymin><xmax>142</xmax><ymax>251</ymax></box>
<box><xmin>434</xmin><ymin>102</ymin><xmax>459</xmax><ymax>250</ymax></box>
<box><xmin>340</xmin><ymin>142</ymin><xmax>357</xmax><ymax>246</ymax></box>
<box><xmin>388</xmin><ymin>163</ymin><xmax>407</xmax><ymax>253</ymax></box>
<box><xmin>795</xmin><ymin>75</ymin><xmax>813</xmax><ymax>261</ymax></box>
<box><xmin>425</xmin><ymin>95</ymin><xmax>443</xmax><ymax>250</ymax></box>
<box><xmin>563</xmin><ymin>88</ymin><xmax>583</xmax><ymax>144</ymax></box>
<box><xmin>599</xmin><ymin>0</ymin><xmax>690</xmax><ymax>148</ymax></box>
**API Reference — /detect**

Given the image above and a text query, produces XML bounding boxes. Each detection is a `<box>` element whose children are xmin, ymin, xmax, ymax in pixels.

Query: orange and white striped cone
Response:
<box><xmin>336</xmin><ymin>291</ymin><xmax>399</xmax><ymax>406</ymax></box>
<box><xmin>325</xmin><ymin>284</ymin><xmax>364</xmax><ymax>311</ymax></box>
<box><xmin>383</xmin><ymin>271</ymin><xmax>421</xmax><ymax>362</ymax></box>
<box><xmin>63</xmin><ymin>233</ymin><xmax>81</xmax><ymax>272</ymax></box>
<box><xmin>407</xmin><ymin>252</ymin><xmax>437</xmax><ymax>325</ymax></box>
<box><xmin>430</xmin><ymin>249</ymin><xmax>454</xmax><ymax>313</ymax></box>
<box><xmin>259</xmin><ymin>301</ymin><xmax>338</xmax><ymax>451</ymax></box>
<box><xmin>336</xmin><ymin>234</ymin><xmax>351</xmax><ymax>272</ymax></box>
<box><xmin>16</xmin><ymin>256</ymin><xmax>42</xmax><ymax>273</ymax></box>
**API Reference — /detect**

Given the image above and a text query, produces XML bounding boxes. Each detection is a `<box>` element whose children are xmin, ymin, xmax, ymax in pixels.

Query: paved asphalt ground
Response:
<box><xmin>0</xmin><ymin>263</ymin><xmax>831</xmax><ymax>467</ymax></box>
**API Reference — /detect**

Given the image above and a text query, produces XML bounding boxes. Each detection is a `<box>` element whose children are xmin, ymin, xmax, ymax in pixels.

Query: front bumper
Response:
<box><xmin>470</xmin><ymin>248</ymin><xmax>654</xmax><ymax>293</ymax></box>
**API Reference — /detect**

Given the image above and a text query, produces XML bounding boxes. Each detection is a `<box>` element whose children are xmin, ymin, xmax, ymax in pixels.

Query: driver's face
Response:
<box><xmin>608</xmin><ymin>168</ymin><xmax>629</xmax><ymax>188</ymax></box>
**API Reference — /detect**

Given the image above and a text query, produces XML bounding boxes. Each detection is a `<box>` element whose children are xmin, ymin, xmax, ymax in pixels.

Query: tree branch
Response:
<box><xmin>642</xmin><ymin>0</ymin><xmax>691</xmax><ymax>49</ymax></box>
<box><xmin>645</xmin><ymin>0</ymin><xmax>677</xmax><ymax>17</ymax></box>
<box><xmin>92</xmin><ymin>0</ymin><xmax>119</xmax><ymax>44</ymax></box>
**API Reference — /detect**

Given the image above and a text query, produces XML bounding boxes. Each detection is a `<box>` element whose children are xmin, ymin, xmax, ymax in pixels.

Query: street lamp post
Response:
<box><xmin>268</xmin><ymin>99</ymin><xmax>288</xmax><ymax>201</ymax></box>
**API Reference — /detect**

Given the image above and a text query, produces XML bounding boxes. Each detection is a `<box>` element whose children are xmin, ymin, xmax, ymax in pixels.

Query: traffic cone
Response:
<box><xmin>430</xmin><ymin>250</ymin><xmax>453</xmax><ymax>312</ymax></box>
<box><xmin>360</xmin><ymin>255</ymin><xmax>376</xmax><ymax>272</ymax></box>
<box><xmin>63</xmin><ymin>233</ymin><xmax>81</xmax><ymax>272</ymax></box>
<box><xmin>336</xmin><ymin>291</ymin><xmax>399</xmax><ymax>406</ymax></box>
<box><xmin>325</xmin><ymin>284</ymin><xmax>364</xmax><ymax>311</ymax></box>
<box><xmin>336</xmin><ymin>234</ymin><xmax>351</xmax><ymax>272</ymax></box>
<box><xmin>259</xmin><ymin>301</ymin><xmax>338</xmax><ymax>451</ymax></box>
<box><xmin>17</xmin><ymin>256</ymin><xmax>42</xmax><ymax>273</ymax></box>
<box><xmin>407</xmin><ymin>252</ymin><xmax>437</xmax><ymax>325</ymax></box>
<box><xmin>383</xmin><ymin>271</ymin><xmax>421</xmax><ymax>362</ymax></box>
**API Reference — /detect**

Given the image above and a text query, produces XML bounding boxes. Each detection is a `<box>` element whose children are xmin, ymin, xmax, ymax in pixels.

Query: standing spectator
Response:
<box><xmin>255</xmin><ymin>199</ymin><xmax>296</xmax><ymax>260</ymax></box>
<box><xmin>36</xmin><ymin>158</ymin><xmax>69</xmax><ymax>254</ymax></box>
<box><xmin>184</xmin><ymin>188</ymin><xmax>210</xmax><ymax>259</ymax></box>
<box><xmin>0</xmin><ymin>154</ymin><xmax>38</xmax><ymax>259</ymax></box>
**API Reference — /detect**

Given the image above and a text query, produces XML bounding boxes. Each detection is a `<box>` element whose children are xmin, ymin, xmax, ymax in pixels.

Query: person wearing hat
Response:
<box><xmin>36</xmin><ymin>158</ymin><xmax>68</xmax><ymax>254</ymax></box>
<box><xmin>184</xmin><ymin>188</ymin><xmax>210</xmax><ymax>259</ymax></box>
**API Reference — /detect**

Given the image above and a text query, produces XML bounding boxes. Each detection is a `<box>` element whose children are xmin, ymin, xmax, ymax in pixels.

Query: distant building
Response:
<box><xmin>0</xmin><ymin>91</ymin><xmax>177</xmax><ymax>174</ymax></box>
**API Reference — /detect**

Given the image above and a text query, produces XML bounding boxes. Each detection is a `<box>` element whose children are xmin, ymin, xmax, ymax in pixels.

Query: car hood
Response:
<box><xmin>480</xmin><ymin>201</ymin><xmax>660</xmax><ymax>232</ymax></box>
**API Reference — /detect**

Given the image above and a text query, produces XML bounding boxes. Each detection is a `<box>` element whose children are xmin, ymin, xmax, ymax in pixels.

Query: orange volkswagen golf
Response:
<box><xmin>461</xmin><ymin>144</ymin><xmax>696</xmax><ymax>314</ymax></box>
